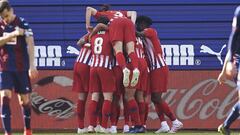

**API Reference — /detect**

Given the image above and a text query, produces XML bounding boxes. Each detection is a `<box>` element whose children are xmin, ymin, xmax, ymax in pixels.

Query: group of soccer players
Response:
<box><xmin>0</xmin><ymin>0</ymin><xmax>238</xmax><ymax>134</ymax></box>
<box><xmin>72</xmin><ymin>4</ymin><xmax>183</xmax><ymax>134</ymax></box>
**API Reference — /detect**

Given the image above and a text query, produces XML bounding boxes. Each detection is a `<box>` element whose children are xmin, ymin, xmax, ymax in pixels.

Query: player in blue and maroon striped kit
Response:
<box><xmin>218</xmin><ymin>5</ymin><xmax>240</xmax><ymax>135</ymax></box>
<box><xmin>0</xmin><ymin>1</ymin><xmax>38</xmax><ymax>135</ymax></box>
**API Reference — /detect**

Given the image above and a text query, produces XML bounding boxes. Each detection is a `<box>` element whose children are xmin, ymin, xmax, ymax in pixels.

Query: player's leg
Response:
<box><xmin>110</xmin><ymin>93</ymin><xmax>120</xmax><ymax>133</ymax></box>
<box><xmin>143</xmin><ymin>93</ymin><xmax>150</xmax><ymax>128</ymax></box>
<box><xmin>15</xmin><ymin>71</ymin><xmax>33</xmax><ymax>135</ymax></box>
<box><xmin>122</xmin><ymin>94</ymin><xmax>130</xmax><ymax>133</ymax></box>
<box><xmin>218</xmin><ymin>89</ymin><xmax>240</xmax><ymax>135</ymax></box>
<box><xmin>100</xmin><ymin>92</ymin><xmax>113</xmax><ymax>133</ymax></box>
<box><xmin>88</xmin><ymin>92</ymin><xmax>100</xmax><ymax>133</ymax></box>
<box><xmin>73</xmin><ymin>63</ymin><xmax>89</xmax><ymax>133</ymax></box>
<box><xmin>124</xmin><ymin>88</ymin><xmax>145</xmax><ymax>133</ymax></box>
<box><xmin>88</xmin><ymin>69</ymin><xmax>100</xmax><ymax>133</ymax></box>
<box><xmin>113</xmin><ymin>43</ymin><xmax>130</xmax><ymax>87</ymax></box>
<box><xmin>97</xmin><ymin>68</ymin><xmax>115</xmax><ymax>133</ymax></box>
<box><xmin>18</xmin><ymin>94</ymin><xmax>32</xmax><ymax>135</ymax></box>
<box><xmin>151</xmin><ymin>92</ymin><xmax>170</xmax><ymax>133</ymax></box>
<box><xmin>112</xmin><ymin>66</ymin><xmax>123</xmax><ymax>133</ymax></box>
<box><xmin>136</xmin><ymin>90</ymin><xmax>145</xmax><ymax>127</ymax></box>
<box><xmin>110</xmin><ymin>20</ymin><xmax>131</xmax><ymax>87</ymax></box>
<box><xmin>152</xmin><ymin>93</ymin><xmax>183</xmax><ymax>133</ymax></box>
<box><xmin>0</xmin><ymin>72</ymin><xmax>14</xmax><ymax>135</ymax></box>
<box><xmin>76</xmin><ymin>92</ymin><xmax>88</xmax><ymax>133</ymax></box>
<box><xmin>143</xmin><ymin>70</ymin><xmax>151</xmax><ymax>128</ymax></box>
<box><xmin>124</xmin><ymin>19</ymin><xmax>140</xmax><ymax>87</ymax></box>
<box><xmin>151</xmin><ymin>68</ymin><xmax>182</xmax><ymax>133</ymax></box>
<box><xmin>135</xmin><ymin>64</ymin><xmax>148</xmax><ymax>127</ymax></box>
<box><xmin>1</xmin><ymin>90</ymin><xmax>12</xmax><ymax>135</ymax></box>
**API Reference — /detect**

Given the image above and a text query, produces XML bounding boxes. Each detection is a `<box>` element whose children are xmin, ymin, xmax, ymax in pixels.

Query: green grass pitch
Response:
<box><xmin>13</xmin><ymin>131</ymin><xmax>240</xmax><ymax>135</ymax></box>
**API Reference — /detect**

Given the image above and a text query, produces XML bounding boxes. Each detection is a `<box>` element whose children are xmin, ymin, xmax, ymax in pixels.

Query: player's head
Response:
<box><xmin>99</xmin><ymin>4</ymin><xmax>110</xmax><ymax>12</ymax></box>
<box><xmin>97</xmin><ymin>16</ymin><xmax>109</xmax><ymax>25</ymax></box>
<box><xmin>0</xmin><ymin>1</ymin><xmax>15</xmax><ymax>24</ymax></box>
<box><xmin>136</xmin><ymin>15</ymin><xmax>153</xmax><ymax>31</ymax></box>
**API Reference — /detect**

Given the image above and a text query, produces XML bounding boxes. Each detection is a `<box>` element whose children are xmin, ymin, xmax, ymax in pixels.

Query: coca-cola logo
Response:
<box><xmin>31</xmin><ymin>75</ymin><xmax>75</xmax><ymax>120</ymax></box>
<box><xmin>147</xmin><ymin>79</ymin><xmax>237</xmax><ymax>120</ymax></box>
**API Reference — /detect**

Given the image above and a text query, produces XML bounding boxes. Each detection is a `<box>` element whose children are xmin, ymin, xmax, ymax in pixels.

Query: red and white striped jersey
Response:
<box><xmin>90</xmin><ymin>30</ymin><xmax>113</xmax><ymax>69</ymax></box>
<box><xmin>75</xmin><ymin>43</ymin><xmax>92</xmax><ymax>65</ymax></box>
<box><xmin>135</xmin><ymin>37</ymin><xmax>145</xmax><ymax>59</ymax></box>
<box><xmin>143</xmin><ymin>28</ymin><xmax>167</xmax><ymax>70</ymax></box>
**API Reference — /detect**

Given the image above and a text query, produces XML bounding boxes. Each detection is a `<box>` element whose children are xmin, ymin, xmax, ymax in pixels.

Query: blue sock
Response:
<box><xmin>22</xmin><ymin>104</ymin><xmax>31</xmax><ymax>129</ymax></box>
<box><xmin>223</xmin><ymin>102</ymin><xmax>240</xmax><ymax>128</ymax></box>
<box><xmin>1</xmin><ymin>97</ymin><xmax>11</xmax><ymax>133</ymax></box>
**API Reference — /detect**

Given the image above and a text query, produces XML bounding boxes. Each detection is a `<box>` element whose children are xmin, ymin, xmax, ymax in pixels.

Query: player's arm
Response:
<box><xmin>136</xmin><ymin>28</ymin><xmax>155</xmax><ymax>39</ymax></box>
<box><xmin>217</xmin><ymin>51</ymin><xmax>231</xmax><ymax>84</ymax></box>
<box><xmin>218</xmin><ymin>7</ymin><xmax>240</xmax><ymax>84</ymax></box>
<box><xmin>0</xmin><ymin>27</ymin><xmax>24</xmax><ymax>47</ymax></box>
<box><xmin>127</xmin><ymin>11</ymin><xmax>137</xmax><ymax>24</ymax></box>
<box><xmin>86</xmin><ymin>6</ymin><xmax>98</xmax><ymax>32</ymax></box>
<box><xmin>89</xmin><ymin>23</ymin><xmax>108</xmax><ymax>40</ymax></box>
<box><xmin>77</xmin><ymin>33</ymin><xmax>90</xmax><ymax>46</ymax></box>
<box><xmin>26</xmin><ymin>36</ymin><xmax>38</xmax><ymax>79</ymax></box>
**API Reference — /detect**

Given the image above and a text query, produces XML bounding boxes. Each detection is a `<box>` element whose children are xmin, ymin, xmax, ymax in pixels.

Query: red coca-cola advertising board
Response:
<box><xmin>1</xmin><ymin>70</ymin><xmax>239</xmax><ymax>130</ymax></box>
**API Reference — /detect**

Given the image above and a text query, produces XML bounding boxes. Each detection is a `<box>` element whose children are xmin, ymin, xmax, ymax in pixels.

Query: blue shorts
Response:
<box><xmin>0</xmin><ymin>71</ymin><xmax>32</xmax><ymax>94</ymax></box>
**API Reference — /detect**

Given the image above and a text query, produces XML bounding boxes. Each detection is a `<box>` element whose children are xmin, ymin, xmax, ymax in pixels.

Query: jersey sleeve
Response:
<box><xmin>144</xmin><ymin>28</ymin><xmax>157</xmax><ymax>38</ymax></box>
<box><xmin>94</xmin><ymin>11</ymin><xmax>103</xmax><ymax>19</ymax></box>
<box><xmin>20</xmin><ymin>18</ymin><xmax>33</xmax><ymax>37</ymax></box>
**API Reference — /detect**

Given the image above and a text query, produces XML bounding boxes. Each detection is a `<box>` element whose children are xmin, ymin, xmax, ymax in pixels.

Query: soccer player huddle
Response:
<box><xmin>73</xmin><ymin>4</ymin><xmax>183</xmax><ymax>134</ymax></box>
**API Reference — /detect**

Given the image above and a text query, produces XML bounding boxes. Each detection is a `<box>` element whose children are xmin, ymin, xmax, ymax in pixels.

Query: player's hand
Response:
<box><xmin>86</xmin><ymin>25</ymin><xmax>93</xmax><ymax>33</ymax></box>
<box><xmin>13</xmin><ymin>27</ymin><xmax>25</xmax><ymax>36</ymax></box>
<box><xmin>217</xmin><ymin>72</ymin><xmax>226</xmax><ymax>85</ymax></box>
<box><xmin>226</xmin><ymin>62</ymin><xmax>237</xmax><ymax>78</ymax></box>
<box><xmin>29</xmin><ymin>66</ymin><xmax>38</xmax><ymax>79</ymax></box>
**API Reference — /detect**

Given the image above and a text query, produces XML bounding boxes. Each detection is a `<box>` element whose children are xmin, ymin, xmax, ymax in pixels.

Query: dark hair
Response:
<box><xmin>97</xmin><ymin>16</ymin><xmax>109</xmax><ymax>25</ymax></box>
<box><xmin>99</xmin><ymin>4</ymin><xmax>110</xmax><ymax>12</ymax></box>
<box><xmin>0</xmin><ymin>1</ymin><xmax>11</xmax><ymax>13</ymax></box>
<box><xmin>136</xmin><ymin>15</ymin><xmax>153</xmax><ymax>27</ymax></box>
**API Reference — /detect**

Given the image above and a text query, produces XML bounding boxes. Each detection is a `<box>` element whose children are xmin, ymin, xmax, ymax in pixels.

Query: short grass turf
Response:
<box><xmin>12</xmin><ymin>131</ymin><xmax>240</xmax><ymax>135</ymax></box>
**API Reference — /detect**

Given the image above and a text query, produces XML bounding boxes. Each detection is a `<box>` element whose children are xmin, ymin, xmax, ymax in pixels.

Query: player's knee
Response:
<box><xmin>113</xmin><ymin>43</ymin><xmax>123</xmax><ymax>53</ymax></box>
<box><xmin>91</xmin><ymin>92</ymin><xmax>99</xmax><ymax>101</ymax></box>
<box><xmin>126</xmin><ymin>42</ymin><xmax>135</xmax><ymax>54</ymax></box>
<box><xmin>20</xmin><ymin>97</ymin><xmax>30</xmax><ymax>106</ymax></box>
<box><xmin>136</xmin><ymin>91</ymin><xmax>144</xmax><ymax>102</ymax></box>
<box><xmin>124</xmin><ymin>93</ymin><xmax>134</xmax><ymax>101</ymax></box>
<box><xmin>103</xmin><ymin>92</ymin><xmax>113</xmax><ymax>101</ymax></box>
<box><xmin>1</xmin><ymin>90</ymin><xmax>12</xmax><ymax>97</ymax></box>
<box><xmin>78</xmin><ymin>93</ymin><xmax>87</xmax><ymax>100</ymax></box>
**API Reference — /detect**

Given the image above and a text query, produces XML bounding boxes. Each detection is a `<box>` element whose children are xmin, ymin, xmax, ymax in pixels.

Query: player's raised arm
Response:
<box><xmin>77</xmin><ymin>33</ymin><xmax>90</xmax><ymax>46</ymax></box>
<box><xmin>127</xmin><ymin>11</ymin><xmax>137</xmax><ymax>24</ymax></box>
<box><xmin>86</xmin><ymin>6</ymin><xmax>97</xmax><ymax>32</ymax></box>
<box><xmin>89</xmin><ymin>16</ymin><xmax>109</xmax><ymax>41</ymax></box>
